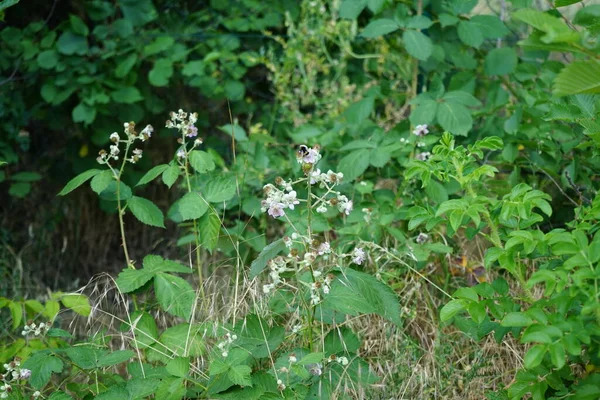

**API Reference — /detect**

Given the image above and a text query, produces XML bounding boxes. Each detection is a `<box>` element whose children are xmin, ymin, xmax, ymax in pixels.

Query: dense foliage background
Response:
<box><xmin>1</xmin><ymin>0</ymin><xmax>600</xmax><ymax>399</ymax></box>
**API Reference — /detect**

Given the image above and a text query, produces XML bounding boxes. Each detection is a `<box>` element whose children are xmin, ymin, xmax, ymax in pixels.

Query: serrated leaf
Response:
<box><xmin>169</xmin><ymin>192</ymin><xmax>208</xmax><ymax>221</ymax></box>
<box><xmin>204</xmin><ymin>174</ymin><xmax>236</xmax><ymax>203</ymax></box>
<box><xmin>137</xmin><ymin>164</ymin><xmax>169</xmax><ymax>186</ymax></box>
<box><xmin>361</xmin><ymin>18</ymin><xmax>400</xmax><ymax>38</ymax></box>
<box><xmin>553</xmin><ymin>61</ymin><xmax>600</xmax><ymax>96</ymax></box>
<box><xmin>338</xmin><ymin>149</ymin><xmax>370</xmax><ymax>182</ymax></box>
<box><xmin>189</xmin><ymin>150</ymin><xmax>215</xmax><ymax>174</ymax></box>
<box><xmin>90</xmin><ymin>170</ymin><xmax>114</xmax><ymax>194</ymax></box>
<box><xmin>403</xmin><ymin>30</ymin><xmax>433</xmax><ymax>61</ymax></box>
<box><xmin>22</xmin><ymin>351</ymin><xmax>64</xmax><ymax>389</ymax></box>
<box><xmin>97</xmin><ymin>350</ymin><xmax>134</xmax><ymax>367</ymax></box>
<box><xmin>440</xmin><ymin>299</ymin><xmax>466</xmax><ymax>322</ymax></box>
<box><xmin>524</xmin><ymin>344</ymin><xmax>547</xmax><ymax>369</ymax></box>
<box><xmin>339</xmin><ymin>0</ymin><xmax>366</xmax><ymax>19</ymax></box>
<box><xmin>162</xmin><ymin>163</ymin><xmax>180</xmax><ymax>188</ymax></box>
<box><xmin>324</xmin><ymin>267</ymin><xmax>402</xmax><ymax>326</ymax></box>
<box><xmin>199</xmin><ymin>210</ymin><xmax>221</xmax><ymax>253</ymax></box>
<box><xmin>457</xmin><ymin>20</ymin><xmax>483</xmax><ymax>48</ymax></box>
<box><xmin>166</xmin><ymin>356</ymin><xmax>190</xmax><ymax>377</ymax></box>
<box><xmin>154</xmin><ymin>273</ymin><xmax>195</xmax><ymax>320</ymax></box>
<box><xmin>249</xmin><ymin>239</ymin><xmax>287</xmax><ymax>278</ymax></box>
<box><xmin>60</xmin><ymin>293</ymin><xmax>91</xmax><ymax>316</ymax></box>
<box><xmin>127</xmin><ymin>196</ymin><xmax>165</xmax><ymax>228</ymax></box>
<box><xmin>437</xmin><ymin>101</ymin><xmax>472</xmax><ymax>136</ymax></box>
<box><xmin>228</xmin><ymin>365</ymin><xmax>253</xmax><ymax>387</ymax></box>
<box><xmin>58</xmin><ymin>169</ymin><xmax>102</xmax><ymax>195</ymax></box>
<box><xmin>501</xmin><ymin>312</ymin><xmax>533</xmax><ymax>327</ymax></box>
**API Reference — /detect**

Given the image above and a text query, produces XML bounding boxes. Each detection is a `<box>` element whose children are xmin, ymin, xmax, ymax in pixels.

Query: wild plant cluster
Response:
<box><xmin>2</xmin><ymin>1</ymin><xmax>600</xmax><ymax>400</ymax></box>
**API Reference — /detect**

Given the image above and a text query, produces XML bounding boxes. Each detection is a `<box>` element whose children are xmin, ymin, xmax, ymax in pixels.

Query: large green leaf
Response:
<box><xmin>168</xmin><ymin>192</ymin><xmax>209</xmax><ymax>221</ymax></box>
<box><xmin>436</xmin><ymin>102</ymin><xmax>472</xmax><ymax>136</ymax></box>
<box><xmin>162</xmin><ymin>163</ymin><xmax>180</xmax><ymax>188</ymax></box>
<box><xmin>360</xmin><ymin>19</ymin><xmax>400</xmax><ymax>38</ymax></box>
<box><xmin>199</xmin><ymin>210</ymin><xmax>221</xmax><ymax>253</ymax></box>
<box><xmin>58</xmin><ymin>169</ymin><xmax>102</xmax><ymax>195</ymax></box>
<box><xmin>154</xmin><ymin>273</ymin><xmax>195</xmax><ymax>320</ymax></box>
<box><xmin>553</xmin><ymin>61</ymin><xmax>600</xmax><ymax>97</ymax></box>
<box><xmin>485</xmin><ymin>48</ymin><xmax>517</xmax><ymax>76</ymax></box>
<box><xmin>116</xmin><ymin>268</ymin><xmax>155</xmax><ymax>293</ymax></box>
<box><xmin>119</xmin><ymin>0</ymin><xmax>157</xmax><ymax>26</ymax></box>
<box><xmin>127</xmin><ymin>196</ymin><xmax>165</xmax><ymax>228</ymax></box>
<box><xmin>338</xmin><ymin>149</ymin><xmax>371</xmax><ymax>182</ymax></box>
<box><xmin>90</xmin><ymin>170</ymin><xmax>114</xmax><ymax>194</ymax></box>
<box><xmin>149</xmin><ymin>59</ymin><xmax>174</xmax><ymax>87</ymax></box>
<box><xmin>323</xmin><ymin>267</ymin><xmax>402</xmax><ymax>326</ymax></box>
<box><xmin>137</xmin><ymin>164</ymin><xmax>169</xmax><ymax>186</ymax></box>
<box><xmin>513</xmin><ymin>9</ymin><xmax>579</xmax><ymax>43</ymax></box>
<box><xmin>204</xmin><ymin>174</ymin><xmax>236</xmax><ymax>203</ymax></box>
<box><xmin>59</xmin><ymin>293</ymin><xmax>91</xmax><ymax>316</ymax></box>
<box><xmin>23</xmin><ymin>351</ymin><xmax>64</xmax><ymax>389</ymax></box>
<box><xmin>402</xmin><ymin>30</ymin><xmax>433</xmax><ymax>61</ymax></box>
<box><xmin>249</xmin><ymin>239</ymin><xmax>287</xmax><ymax>278</ymax></box>
<box><xmin>339</xmin><ymin>0</ymin><xmax>366</xmax><ymax>19</ymax></box>
<box><xmin>189</xmin><ymin>151</ymin><xmax>215</xmax><ymax>174</ymax></box>
<box><xmin>457</xmin><ymin>20</ymin><xmax>483</xmax><ymax>48</ymax></box>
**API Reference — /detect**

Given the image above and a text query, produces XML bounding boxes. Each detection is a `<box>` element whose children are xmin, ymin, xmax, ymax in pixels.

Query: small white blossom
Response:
<box><xmin>338</xmin><ymin>356</ymin><xmax>349</xmax><ymax>366</ymax></box>
<box><xmin>317</xmin><ymin>242</ymin><xmax>331</xmax><ymax>255</ymax></box>
<box><xmin>289</xmin><ymin>355</ymin><xmax>297</xmax><ymax>363</ymax></box>
<box><xmin>415</xmin><ymin>151</ymin><xmax>431</xmax><ymax>161</ymax></box>
<box><xmin>176</xmin><ymin>149</ymin><xmax>186</xmax><ymax>159</ymax></box>
<box><xmin>352</xmin><ymin>247</ymin><xmax>366</xmax><ymax>265</ymax></box>
<box><xmin>109</xmin><ymin>132</ymin><xmax>120</xmax><ymax>142</ymax></box>
<box><xmin>33</xmin><ymin>391</ymin><xmax>41</xmax><ymax>398</ymax></box>
<box><xmin>413</xmin><ymin>124</ymin><xmax>429</xmax><ymax>136</ymax></box>
<box><xmin>296</xmin><ymin>145</ymin><xmax>321</xmax><ymax>165</ymax></box>
<box><xmin>316</xmin><ymin>205</ymin><xmax>328</xmax><ymax>213</ymax></box>
<box><xmin>337</xmin><ymin>195</ymin><xmax>353</xmax><ymax>216</ymax></box>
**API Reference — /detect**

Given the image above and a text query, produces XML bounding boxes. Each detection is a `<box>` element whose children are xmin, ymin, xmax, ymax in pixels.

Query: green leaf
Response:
<box><xmin>524</xmin><ymin>344</ymin><xmax>547</xmax><ymax>369</ymax></box>
<box><xmin>72</xmin><ymin>102</ymin><xmax>96</xmax><ymax>124</ymax></box>
<box><xmin>250</xmin><ymin>239</ymin><xmax>287</xmax><ymax>278</ymax></box>
<box><xmin>403</xmin><ymin>30</ymin><xmax>433</xmax><ymax>61</ymax></box>
<box><xmin>11</xmin><ymin>172</ymin><xmax>42</xmax><ymax>182</ymax></box>
<box><xmin>47</xmin><ymin>328</ymin><xmax>73</xmax><ymax>338</ymax></box>
<box><xmin>199</xmin><ymin>210</ymin><xmax>221</xmax><ymax>253</ymax></box>
<box><xmin>501</xmin><ymin>312</ymin><xmax>533</xmax><ymax>327</ymax></box>
<box><xmin>111</xmin><ymin>87</ymin><xmax>143</xmax><ymax>104</ymax></box>
<box><xmin>127</xmin><ymin>196</ymin><xmax>165</xmax><ymax>228</ymax></box>
<box><xmin>154</xmin><ymin>273</ymin><xmax>195</xmax><ymax>320</ymax></box>
<box><xmin>204</xmin><ymin>174</ymin><xmax>236</xmax><ymax>203</ymax></box>
<box><xmin>57</xmin><ymin>31</ymin><xmax>88</xmax><ymax>55</ymax></box>
<box><xmin>298</xmin><ymin>352</ymin><xmax>325</xmax><ymax>366</ymax></box>
<box><xmin>437</xmin><ymin>102</ymin><xmax>472</xmax><ymax>136</ymax></box>
<box><xmin>149</xmin><ymin>59</ymin><xmax>174</xmax><ymax>87</ymax></box>
<box><xmin>344</xmin><ymin>96</ymin><xmax>374</xmax><ymax>125</ymax></box>
<box><xmin>339</xmin><ymin>0</ymin><xmax>366</xmax><ymax>19</ymax></box>
<box><xmin>97</xmin><ymin>350</ymin><xmax>134</xmax><ymax>367</ymax></box>
<box><xmin>9</xmin><ymin>182</ymin><xmax>31</xmax><ymax>198</ymax></box>
<box><xmin>219</xmin><ymin>124</ymin><xmax>248</xmax><ymax>142</ymax></box>
<box><xmin>143</xmin><ymin>36</ymin><xmax>174</xmax><ymax>56</ymax></box>
<box><xmin>137</xmin><ymin>164</ymin><xmax>169</xmax><ymax>186</ymax></box>
<box><xmin>119</xmin><ymin>0</ymin><xmax>157</xmax><ymax>26</ymax></box>
<box><xmin>116</xmin><ymin>268</ymin><xmax>154</xmax><ymax>293</ymax></box>
<box><xmin>457</xmin><ymin>20</ymin><xmax>483</xmax><ymax>48</ymax></box>
<box><xmin>155</xmin><ymin>377</ymin><xmax>186</xmax><ymax>400</ymax></box>
<box><xmin>485</xmin><ymin>48</ymin><xmax>518</xmax><ymax>76</ymax></box>
<box><xmin>324</xmin><ymin>267</ymin><xmax>402</xmax><ymax>326</ymax></box>
<box><xmin>553</xmin><ymin>61</ymin><xmax>600</xmax><ymax>97</ymax></box>
<box><xmin>166</xmin><ymin>356</ymin><xmax>190</xmax><ymax>378</ymax></box>
<box><xmin>90</xmin><ymin>170</ymin><xmax>114</xmax><ymax>194</ymax></box>
<box><xmin>123</xmin><ymin>311</ymin><xmax>159</xmax><ymax>348</ymax></box>
<box><xmin>410</xmin><ymin>98</ymin><xmax>438</xmax><ymax>125</ymax></box>
<box><xmin>556</xmin><ymin>0</ymin><xmax>582</xmax><ymax>6</ymax></box>
<box><xmin>361</xmin><ymin>19</ymin><xmax>400</xmax><ymax>38</ymax></box>
<box><xmin>470</xmin><ymin>15</ymin><xmax>508</xmax><ymax>38</ymax></box>
<box><xmin>169</xmin><ymin>192</ymin><xmax>208</xmax><ymax>221</ymax></box>
<box><xmin>513</xmin><ymin>9</ymin><xmax>579</xmax><ymax>43</ymax></box>
<box><xmin>69</xmin><ymin>14</ymin><xmax>89</xmax><ymax>36</ymax></box>
<box><xmin>228</xmin><ymin>365</ymin><xmax>253</xmax><ymax>387</ymax></box>
<box><xmin>0</xmin><ymin>0</ymin><xmax>20</xmax><ymax>12</ymax></box>
<box><xmin>440</xmin><ymin>299</ymin><xmax>467</xmax><ymax>322</ymax></box>
<box><xmin>47</xmin><ymin>391</ymin><xmax>73</xmax><ymax>400</ymax></box>
<box><xmin>442</xmin><ymin>91</ymin><xmax>481</xmax><ymax>107</ymax></box>
<box><xmin>115</xmin><ymin>53</ymin><xmax>137</xmax><ymax>78</ymax></box>
<box><xmin>98</xmin><ymin>181</ymin><xmax>133</xmax><ymax>201</ymax></box>
<box><xmin>8</xmin><ymin>301</ymin><xmax>22</xmax><ymax>330</ymax></box>
<box><xmin>338</xmin><ymin>149</ymin><xmax>370</xmax><ymax>182</ymax></box>
<box><xmin>22</xmin><ymin>352</ymin><xmax>64</xmax><ymax>389</ymax></box>
<box><xmin>60</xmin><ymin>293</ymin><xmax>91</xmax><ymax>316</ymax></box>
<box><xmin>189</xmin><ymin>150</ymin><xmax>215</xmax><ymax>174</ymax></box>
<box><xmin>37</xmin><ymin>50</ymin><xmax>58</xmax><ymax>69</ymax></box>
<box><xmin>162</xmin><ymin>163</ymin><xmax>180</xmax><ymax>188</ymax></box>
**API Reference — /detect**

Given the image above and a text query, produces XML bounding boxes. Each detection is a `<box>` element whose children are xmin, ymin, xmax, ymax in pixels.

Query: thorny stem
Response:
<box><xmin>109</xmin><ymin>141</ymin><xmax>133</xmax><ymax>269</ymax></box>
<box><xmin>182</xmin><ymin>152</ymin><xmax>206</xmax><ymax>301</ymax></box>
<box><xmin>305</xmin><ymin>168</ymin><xmax>316</xmax><ymax>352</ymax></box>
